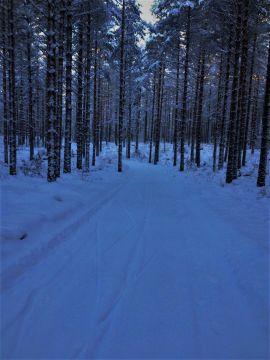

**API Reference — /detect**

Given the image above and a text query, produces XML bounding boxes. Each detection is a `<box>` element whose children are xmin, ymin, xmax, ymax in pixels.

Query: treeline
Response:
<box><xmin>0</xmin><ymin>0</ymin><xmax>269</xmax><ymax>186</ymax></box>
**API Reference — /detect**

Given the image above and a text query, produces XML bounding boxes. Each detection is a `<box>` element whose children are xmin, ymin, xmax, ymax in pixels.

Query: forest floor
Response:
<box><xmin>0</xmin><ymin>143</ymin><xmax>269</xmax><ymax>359</ymax></box>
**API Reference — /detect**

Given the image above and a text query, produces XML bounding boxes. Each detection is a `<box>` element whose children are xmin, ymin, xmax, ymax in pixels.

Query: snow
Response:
<box><xmin>1</xmin><ymin>142</ymin><xmax>269</xmax><ymax>359</ymax></box>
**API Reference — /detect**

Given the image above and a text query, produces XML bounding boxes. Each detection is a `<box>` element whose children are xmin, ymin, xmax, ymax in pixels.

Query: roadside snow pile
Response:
<box><xmin>0</xmin><ymin>142</ymin><xmax>123</xmax><ymax>273</ymax></box>
<box><xmin>132</xmin><ymin>142</ymin><xmax>270</xmax><ymax>197</ymax></box>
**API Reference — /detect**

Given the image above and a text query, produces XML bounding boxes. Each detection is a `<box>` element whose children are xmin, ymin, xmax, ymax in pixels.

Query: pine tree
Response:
<box><xmin>257</xmin><ymin>40</ymin><xmax>270</xmax><ymax>187</ymax></box>
<box><xmin>76</xmin><ymin>15</ymin><xmax>84</xmax><ymax>170</ymax></box>
<box><xmin>55</xmin><ymin>0</ymin><xmax>65</xmax><ymax>177</ymax></box>
<box><xmin>24</xmin><ymin>0</ymin><xmax>34</xmax><ymax>161</ymax></box>
<box><xmin>180</xmin><ymin>5</ymin><xmax>191</xmax><ymax>172</ymax></box>
<box><xmin>46</xmin><ymin>0</ymin><xmax>57</xmax><ymax>182</ymax></box>
<box><xmin>8</xmin><ymin>0</ymin><xmax>17</xmax><ymax>175</ymax></box>
<box><xmin>195</xmin><ymin>50</ymin><xmax>205</xmax><ymax>168</ymax></box>
<box><xmin>118</xmin><ymin>0</ymin><xmax>126</xmax><ymax>172</ymax></box>
<box><xmin>218</xmin><ymin>36</ymin><xmax>232</xmax><ymax>170</ymax></box>
<box><xmin>226</xmin><ymin>0</ymin><xmax>242</xmax><ymax>184</ymax></box>
<box><xmin>173</xmin><ymin>38</ymin><xmax>180</xmax><ymax>167</ymax></box>
<box><xmin>84</xmin><ymin>10</ymin><xmax>92</xmax><ymax>172</ymax></box>
<box><xmin>1</xmin><ymin>0</ymin><xmax>9</xmax><ymax>164</ymax></box>
<box><xmin>63</xmin><ymin>0</ymin><xmax>72</xmax><ymax>174</ymax></box>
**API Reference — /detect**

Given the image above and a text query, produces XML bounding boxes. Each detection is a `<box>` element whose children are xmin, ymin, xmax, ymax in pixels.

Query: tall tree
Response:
<box><xmin>257</xmin><ymin>40</ymin><xmax>270</xmax><ymax>187</ymax></box>
<box><xmin>179</xmin><ymin>5</ymin><xmax>191</xmax><ymax>171</ymax></box>
<box><xmin>46</xmin><ymin>0</ymin><xmax>57</xmax><ymax>182</ymax></box>
<box><xmin>226</xmin><ymin>0</ymin><xmax>242</xmax><ymax>183</ymax></box>
<box><xmin>63</xmin><ymin>0</ymin><xmax>73</xmax><ymax>174</ymax></box>
<box><xmin>118</xmin><ymin>0</ymin><xmax>126</xmax><ymax>172</ymax></box>
<box><xmin>8</xmin><ymin>0</ymin><xmax>17</xmax><ymax>175</ymax></box>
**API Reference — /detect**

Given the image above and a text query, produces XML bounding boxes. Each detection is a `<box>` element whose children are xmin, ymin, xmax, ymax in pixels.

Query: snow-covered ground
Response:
<box><xmin>1</xmin><ymin>142</ymin><xmax>269</xmax><ymax>359</ymax></box>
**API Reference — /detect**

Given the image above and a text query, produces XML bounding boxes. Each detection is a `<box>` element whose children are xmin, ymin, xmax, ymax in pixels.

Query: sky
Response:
<box><xmin>138</xmin><ymin>0</ymin><xmax>156</xmax><ymax>23</ymax></box>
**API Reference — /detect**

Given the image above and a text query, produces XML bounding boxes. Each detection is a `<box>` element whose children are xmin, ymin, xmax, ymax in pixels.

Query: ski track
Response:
<box><xmin>1</xmin><ymin>159</ymin><xmax>269</xmax><ymax>359</ymax></box>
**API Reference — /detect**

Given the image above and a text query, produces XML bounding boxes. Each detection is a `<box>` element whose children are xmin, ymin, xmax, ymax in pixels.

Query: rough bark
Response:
<box><xmin>63</xmin><ymin>0</ymin><xmax>72</xmax><ymax>173</ymax></box>
<box><xmin>46</xmin><ymin>0</ymin><xmax>57</xmax><ymax>182</ymax></box>
<box><xmin>173</xmin><ymin>37</ymin><xmax>180</xmax><ymax>166</ymax></box>
<box><xmin>195</xmin><ymin>50</ymin><xmax>205</xmax><ymax>168</ymax></box>
<box><xmin>118</xmin><ymin>0</ymin><xmax>126</xmax><ymax>172</ymax></box>
<box><xmin>257</xmin><ymin>40</ymin><xmax>270</xmax><ymax>187</ymax></box>
<box><xmin>8</xmin><ymin>0</ymin><xmax>16</xmax><ymax>175</ymax></box>
<box><xmin>218</xmin><ymin>36</ymin><xmax>231</xmax><ymax>170</ymax></box>
<box><xmin>180</xmin><ymin>6</ymin><xmax>191</xmax><ymax>171</ymax></box>
<box><xmin>226</xmin><ymin>0</ymin><xmax>242</xmax><ymax>183</ymax></box>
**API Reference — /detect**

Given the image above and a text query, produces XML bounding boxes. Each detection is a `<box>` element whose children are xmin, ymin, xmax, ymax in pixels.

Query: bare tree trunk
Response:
<box><xmin>173</xmin><ymin>38</ymin><xmax>180</xmax><ymax>166</ymax></box>
<box><xmin>213</xmin><ymin>55</ymin><xmax>223</xmax><ymax>172</ymax></box>
<box><xmin>135</xmin><ymin>88</ymin><xmax>141</xmax><ymax>154</ymax></box>
<box><xmin>180</xmin><ymin>6</ymin><xmax>191</xmax><ymax>171</ymax></box>
<box><xmin>154</xmin><ymin>61</ymin><xmax>164</xmax><ymax>165</ymax></box>
<box><xmin>63</xmin><ymin>0</ymin><xmax>72</xmax><ymax>173</ymax></box>
<box><xmin>143</xmin><ymin>96</ymin><xmax>148</xmax><ymax>143</ymax></box>
<box><xmin>257</xmin><ymin>39</ymin><xmax>270</xmax><ymax>187</ymax></box>
<box><xmin>8</xmin><ymin>0</ymin><xmax>16</xmax><ymax>175</ymax></box>
<box><xmin>149</xmin><ymin>71</ymin><xmax>156</xmax><ymax>163</ymax></box>
<box><xmin>1</xmin><ymin>1</ymin><xmax>9</xmax><ymax>164</ymax></box>
<box><xmin>237</xmin><ymin>0</ymin><xmax>249</xmax><ymax>169</ymax></box>
<box><xmin>218</xmin><ymin>35</ymin><xmax>231</xmax><ymax>170</ymax></box>
<box><xmin>226</xmin><ymin>0</ymin><xmax>242</xmax><ymax>183</ymax></box>
<box><xmin>242</xmin><ymin>31</ymin><xmax>257</xmax><ymax>166</ymax></box>
<box><xmin>55</xmin><ymin>0</ymin><xmax>65</xmax><ymax>177</ymax></box>
<box><xmin>76</xmin><ymin>16</ymin><xmax>83</xmax><ymax>170</ymax></box>
<box><xmin>250</xmin><ymin>79</ymin><xmax>259</xmax><ymax>154</ymax></box>
<box><xmin>96</xmin><ymin>64</ymin><xmax>101</xmax><ymax>156</ymax></box>
<box><xmin>25</xmin><ymin>0</ymin><xmax>34</xmax><ymax>161</ymax></box>
<box><xmin>118</xmin><ymin>0</ymin><xmax>126</xmax><ymax>172</ymax></box>
<box><xmin>46</xmin><ymin>0</ymin><xmax>57</xmax><ymax>181</ymax></box>
<box><xmin>84</xmin><ymin>11</ymin><xmax>91</xmax><ymax>172</ymax></box>
<box><xmin>195</xmin><ymin>50</ymin><xmax>205</xmax><ymax>168</ymax></box>
<box><xmin>92</xmin><ymin>38</ymin><xmax>98</xmax><ymax>166</ymax></box>
<box><xmin>126</xmin><ymin>76</ymin><xmax>132</xmax><ymax>158</ymax></box>
<box><xmin>190</xmin><ymin>57</ymin><xmax>200</xmax><ymax>163</ymax></box>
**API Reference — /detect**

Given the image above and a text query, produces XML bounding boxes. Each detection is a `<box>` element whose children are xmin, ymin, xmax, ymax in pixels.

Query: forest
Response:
<box><xmin>0</xmin><ymin>0</ymin><xmax>269</xmax><ymax>359</ymax></box>
<box><xmin>0</xmin><ymin>0</ymin><xmax>269</xmax><ymax>185</ymax></box>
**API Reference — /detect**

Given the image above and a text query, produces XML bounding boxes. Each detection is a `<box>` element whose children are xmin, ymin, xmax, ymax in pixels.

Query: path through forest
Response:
<box><xmin>1</xmin><ymin>158</ymin><xmax>269</xmax><ymax>359</ymax></box>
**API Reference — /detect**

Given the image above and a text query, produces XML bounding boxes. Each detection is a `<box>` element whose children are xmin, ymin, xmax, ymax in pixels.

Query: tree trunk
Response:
<box><xmin>257</xmin><ymin>40</ymin><xmax>270</xmax><ymax>187</ymax></box>
<box><xmin>92</xmin><ymin>39</ymin><xmax>99</xmax><ymax>166</ymax></box>
<box><xmin>218</xmin><ymin>36</ymin><xmax>232</xmax><ymax>170</ymax></box>
<box><xmin>237</xmin><ymin>0</ymin><xmax>249</xmax><ymax>169</ymax></box>
<box><xmin>149</xmin><ymin>71</ymin><xmax>156</xmax><ymax>163</ymax></box>
<box><xmin>126</xmin><ymin>76</ymin><xmax>132</xmax><ymax>158</ymax></box>
<box><xmin>173</xmin><ymin>37</ymin><xmax>180</xmax><ymax>166</ymax></box>
<box><xmin>118</xmin><ymin>0</ymin><xmax>126</xmax><ymax>172</ymax></box>
<box><xmin>46</xmin><ymin>0</ymin><xmax>57</xmax><ymax>181</ymax></box>
<box><xmin>250</xmin><ymin>79</ymin><xmax>259</xmax><ymax>154</ymax></box>
<box><xmin>25</xmin><ymin>0</ymin><xmax>34</xmax><ymax>161</ymax></box>
<box><xmin>55</xmin><ymin>0</ymin><xmax>65</xmax><ymax>176</ymax></box>
<box><xmin>195</xmin><ymin>50</ymin><xmax>205</xmax><ymax>168</ymax></box>
<box><xmin>1</xmin><ymin>2</ymin><xmax>9</xmax><ymax>164</ymax></box>
<box><xmin>135</xmin><ymin>88</ymin><xmax>141</xmax><ymax>154</ymax></box>
<box><xmin>242</xmin><ymin>31</ymin><xmax>257</xmax><ymax>166</ymax></box>
<box><xmin>213</xmin><ymin>55</ymin><xmax>223</xmax><ymax>172</ymax></box>
<box><xmin>226</xmin><ymin>0</ymin><xmax>242</xmax><ymax>183</ymax></box>
<box><xmin>63</xmin><ymin>0</ymin><xmax>72</xmax><ymax>173</ymax></box>
<box><xmin>154</xmin><ymin>61</ymin><xmax>164</xmax><ymax>165</ymax></box>
<box><xmin>76</xmin><ymin>17</ymin><xmax>83</xmax><ymax>170</ymax></box>
<box><xmin>180</xmin><ymin>6</ymin><xmax>191</xmax><ymax>171</ymax></box>
<box><xmin>8</xmin><ymin>0</ymin><xmax>16</xmax><ymax>175</ymax></box>
<box><xmin>190</xmin><ymin>57</ymin><xmax>200</xmax><ymax>163</ymax></box>
<box><xmin>84</xmin><ymin>11</ymin><xmax>91</xmax><ymax>172</ymax></box>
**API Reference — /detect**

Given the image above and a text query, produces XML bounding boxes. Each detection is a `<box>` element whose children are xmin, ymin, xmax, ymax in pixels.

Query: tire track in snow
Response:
<box><xmin>1</xmin><ymin>183</ymin><xmax>124</xmax><ymax>291</ymax></box>
<box><xmin>85</xmin><ymin>179</ymin><xmax>159</xmax><ymax>358</ymax></box>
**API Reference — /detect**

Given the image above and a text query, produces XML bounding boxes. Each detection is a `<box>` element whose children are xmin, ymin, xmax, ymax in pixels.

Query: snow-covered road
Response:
<box><xmin>1</xmin><ymin>159</ymin><xmax>269</xmax><ymax>359</ymax></box>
